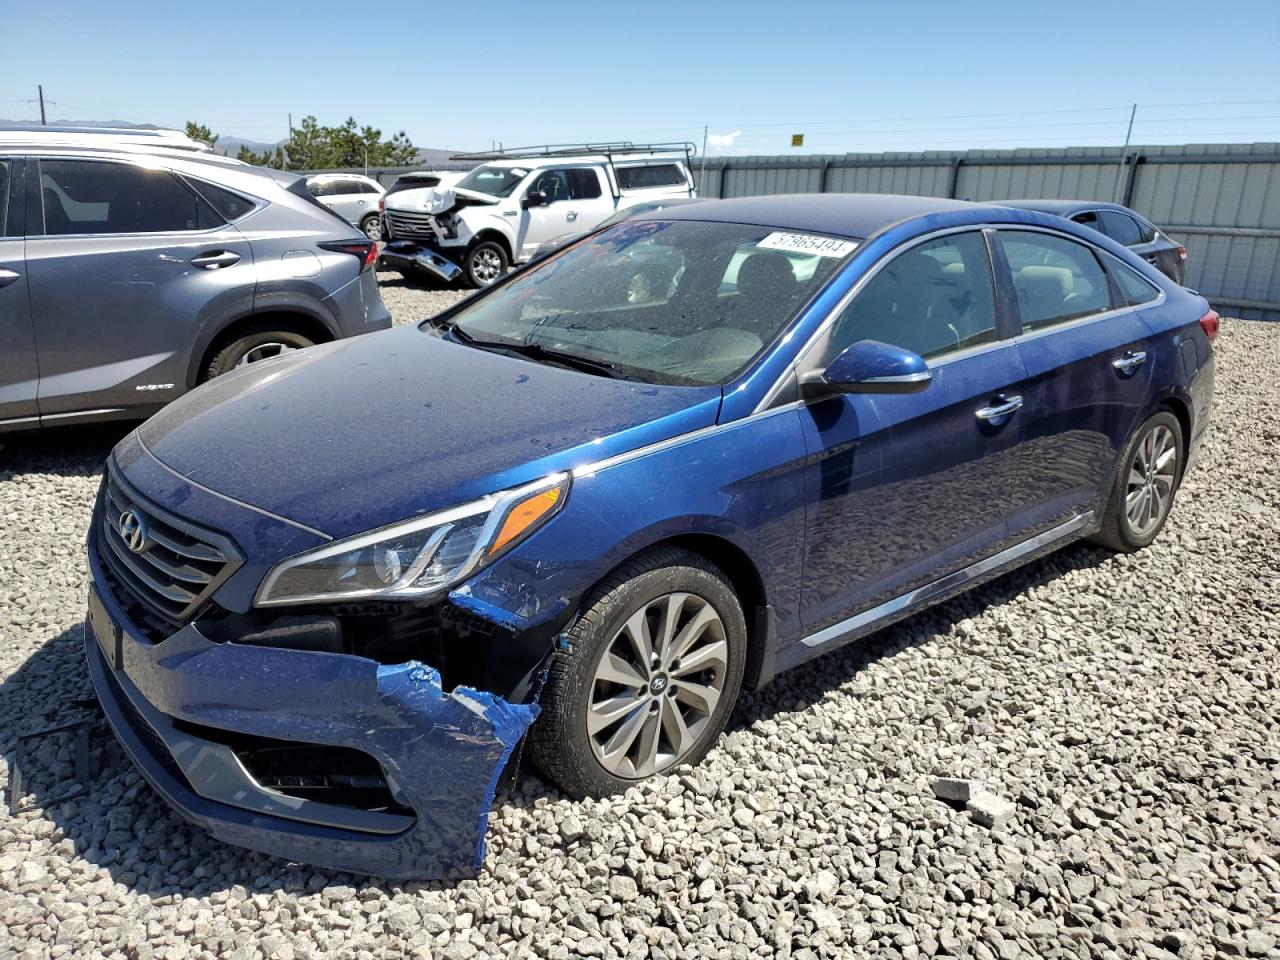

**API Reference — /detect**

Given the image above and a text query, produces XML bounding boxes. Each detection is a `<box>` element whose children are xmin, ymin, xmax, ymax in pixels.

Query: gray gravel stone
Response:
<box><xmin>1</xmin><ymin>310</ymin><xmax>1277</xmax><ymax>960</ymax></box>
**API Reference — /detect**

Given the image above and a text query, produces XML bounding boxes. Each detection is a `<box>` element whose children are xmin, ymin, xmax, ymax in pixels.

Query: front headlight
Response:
<box><xmin>255</xmin><ymin>473</ymin><xmax>569</xmax><ymax>606</ymax></box>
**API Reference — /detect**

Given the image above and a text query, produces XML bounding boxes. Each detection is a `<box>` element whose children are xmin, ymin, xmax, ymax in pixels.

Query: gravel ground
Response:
<box><xmin>0</xmin><ymin>289</ymin><xmax>1277</xmax><ymax>959</ymax></box>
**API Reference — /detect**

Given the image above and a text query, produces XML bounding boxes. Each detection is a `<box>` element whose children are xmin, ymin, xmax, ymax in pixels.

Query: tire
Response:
<box><xmin>201</xmin><ymin>327</ymin><xmax>315</xmax><ymax>382</ymax></box>
<box><xmin>463</xmin><ymin>240</ymin><xmax>508</xmax><ymax>288</ymax></box>
<box><xmin>360</xmin><ymin>214</ymin><xmax>382</xmax><ymax>241</ymax></box>
<box><xmin>529</xmin><ymin>547</ymin><xmax>747</xmax><ymax>798</ymax></box>
<box><xmin>1090</xmin><ymin>410</ymin><xmax>1184</xmax><ymax>553</ymax></box>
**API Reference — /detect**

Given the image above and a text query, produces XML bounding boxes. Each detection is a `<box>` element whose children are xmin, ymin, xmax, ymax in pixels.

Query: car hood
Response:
<box><xmin>137</xmin><ymin>325</ymin><xmax>721</xmax><ymax>540</ymax></box>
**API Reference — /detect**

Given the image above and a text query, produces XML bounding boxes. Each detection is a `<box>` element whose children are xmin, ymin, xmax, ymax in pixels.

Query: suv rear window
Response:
<box><xmin>616</xmin><ymin>164</ymin><xmax>686</xmax><ymax>190</ymax></box>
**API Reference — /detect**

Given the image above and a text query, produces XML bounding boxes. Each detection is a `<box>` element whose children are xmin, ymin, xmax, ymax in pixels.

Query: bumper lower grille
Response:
<box><xmin>385</xmin><ymin>210</ymin><xmax>439</xmax><ymax>239</ymax></box>
<box><xmin>98</xmin><ymin>470</ymin><xmax>242</xmax><ymax>629</ymax></box>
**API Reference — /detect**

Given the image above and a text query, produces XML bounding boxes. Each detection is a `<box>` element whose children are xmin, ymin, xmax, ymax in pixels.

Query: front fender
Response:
<box><xmin>456</xmin><ymin>211</ymin><xmax>516</xmax><ymax>251</ymax></box>
<box><xmin>452</xmin><ymin>405</ymin><xmax>811</xmax><ymax>690</ymax></box>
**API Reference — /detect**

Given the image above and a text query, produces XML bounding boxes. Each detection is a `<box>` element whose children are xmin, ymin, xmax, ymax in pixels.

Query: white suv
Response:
<box><xmin>305</xmin><ymin>174</ymin><xmax>385</xmax><ymax>239</ymax></box>
<box><xmin>380</xmin><ymin>143</ymin><xmax>696</xmax><ymax>287</ymax></box>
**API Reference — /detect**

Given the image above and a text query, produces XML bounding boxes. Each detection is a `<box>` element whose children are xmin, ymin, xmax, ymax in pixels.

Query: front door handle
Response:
<box><xmin>190</xmin><ymin>250</ymin><xmax>241</xmax><ymax>270</ymax></box>
<box><xmin>1112</xmin><ymin>350</ymin><xmax>1147</xmax><ymax>374</ymax></box>
<box><xmin>0</xmin><ymin>268</ymin><xmax>20</xmax><ymax>288</ymax></box>
<box><xmin>975</xmin><ymin>394</ymin><xmax>1024</xmax><ymax>421</ymax></box>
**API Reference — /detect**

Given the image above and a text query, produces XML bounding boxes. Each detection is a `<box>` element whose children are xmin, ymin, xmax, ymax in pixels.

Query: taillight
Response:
<box><xmin>1177</xmin><ymin>246</ymin><xmax>1188</xmax><ymax>261</ymax></box>
<box><xmin>1199</xmin><ymin>309</ymin><xmax>1219</xmax><ymax>342</ymax></box>
<box><xmin>378</xmin><ymin>198</ymin><xmax>385</xmax><ymax>212</ymax></box>
<box><xmin>318</xmin><ymin>240</ymin><xmax>378</xmax><ymax>272</ymax></box>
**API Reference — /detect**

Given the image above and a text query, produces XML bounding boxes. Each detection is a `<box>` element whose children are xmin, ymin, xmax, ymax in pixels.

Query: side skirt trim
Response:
<box><xmin>799</xmin><ymin>511</ymin><xmax>1094</xmax><ymax>649</ymax></box>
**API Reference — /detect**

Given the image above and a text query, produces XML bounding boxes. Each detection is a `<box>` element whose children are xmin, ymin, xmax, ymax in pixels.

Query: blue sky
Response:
<box><xmin>3</xmin><ymin>0</ymin><xmax>1278</xmax><ymax>155</ymax></box>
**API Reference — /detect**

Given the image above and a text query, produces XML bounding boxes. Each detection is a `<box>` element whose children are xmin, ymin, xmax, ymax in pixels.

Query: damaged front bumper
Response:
<box><xmin>84</xmin><ymin>539</ymin><xmax>538</xmax><ymax>880</ymax></box>
<box><xmin>379</xmin><ymin>240</ymin><xmax>463</xmax><ymax>283</ymax></box>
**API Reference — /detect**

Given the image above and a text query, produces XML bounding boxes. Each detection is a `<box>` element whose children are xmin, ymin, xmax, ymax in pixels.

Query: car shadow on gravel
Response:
<box><xmin>0</xmin><ymin>422</ymin><xmax>137</xmax><ymax>476</ymax></box>
<box><xmin>3</xmin><ymin>516</ymin><xmax>1109</xmax><ymax>897</ymax></box>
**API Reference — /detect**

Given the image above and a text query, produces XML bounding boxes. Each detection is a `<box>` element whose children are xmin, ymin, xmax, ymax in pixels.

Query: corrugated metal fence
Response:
<box><xmin>325</xmin><ymin>142</ymin><xmax>1280</xmax><ymax>320</ymax></box>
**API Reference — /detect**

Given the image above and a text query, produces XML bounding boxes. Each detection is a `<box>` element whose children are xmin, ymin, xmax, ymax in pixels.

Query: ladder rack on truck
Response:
<box><xmin>450</xmin><ymin>142</ymin><xmax>698</xmax><ymax>199</ymax></box>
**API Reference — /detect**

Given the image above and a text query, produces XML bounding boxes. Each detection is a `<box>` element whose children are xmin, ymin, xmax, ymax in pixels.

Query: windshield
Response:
<box><xmin>445</xmin><ymin>219</ymin><xmax>856</xmax><ymax>386</ymax></box>
<box><xmin>454</xmin><ymin>165</ymin><xmax>528</xmax><ymax>198</ymax></box>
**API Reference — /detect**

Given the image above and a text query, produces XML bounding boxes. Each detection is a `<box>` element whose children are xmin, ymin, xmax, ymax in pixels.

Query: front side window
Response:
<box><xmin>829</xmin><ymin>231</ymin><xmax>998</xmax><ymax>361</ymax></box>
<box><xmin>1098</xmin><ymin>210</ymin><xmax>1142</xmax><ymax>246</ymax></box>
<box><xmin>446</xmin><ymin>219</ymin><xmax>852</xmax><ymax>386</ymax></box>
<box><xmin>530</xmin><ymin>169</ymin><xmax>571</xmax><ymax>203</ymax></box>
<box><xmin>39</xmin><ymin>159</ymin><xmax>217</xmax><ymax>235</ymax></box>
<box><xmin>455</xmin><ymin>164</ymin><xmax>527</xmax><ymax>198</ymax></box>
<box><xmin>999</xmin><ymin>230</ymin><xmax>1113</xmax><ymax>331</ymax></box>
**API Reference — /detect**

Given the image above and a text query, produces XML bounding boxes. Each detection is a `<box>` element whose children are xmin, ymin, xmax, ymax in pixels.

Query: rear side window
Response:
<box><xmin>830</xmin><ymin>231</ymin><xmax>998</xmax><ymax>360</ymax></box>
<box><xmin>568</xmin><ymin>169</ymin><xmax>601</xmax><ymax>200</ymax></box>
<box><xmin>999</xmin><ymin>231</ymin><xmax>1113</xmax><ymax>332</ymax></box>
<box><xmin>38</xmin><ymin>159</ymin><xmax>215</xmax><ymax>235</ymax></box>
<box><xmin>1071</xmin><ymin>211</ymin><xmax>1101</xmax><ymax>232</ymax></box>
<box><xmin>188</xmin><ymin>180</ymin><xmax>255</xmax><ymax>222</ymax></box>
<box><xmin>616</xmin><ymin>164</ymin><xmax>686</xmax><ymax>189</ymax></box>
<box><xmin>1108</xmin><ymin>256</ymin><xmax>1161</xmax><ymax>306</ymax></box>
<box><xmin>1098</xmin><ymin>210</ymin><xmax>1143</xmax><ymax>246</ymax></box>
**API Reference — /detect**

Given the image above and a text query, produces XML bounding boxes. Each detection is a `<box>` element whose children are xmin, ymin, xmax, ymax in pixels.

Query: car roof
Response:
<box><xmin>998</xmin><ymin>198</ymin><xmax>1138</xmax><ymax>216</ymax></box>
<box><xmin>645</xmin><ymin>193</ymin><xmax>991</xmax><ymax>240</ymax></box>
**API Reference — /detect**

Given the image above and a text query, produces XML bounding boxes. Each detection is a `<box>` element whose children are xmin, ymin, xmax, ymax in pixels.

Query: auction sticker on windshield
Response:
<box><xmin>758</xmin><ymin>232</ymin><xmax>858</xmax><ymax>258</ymax></box>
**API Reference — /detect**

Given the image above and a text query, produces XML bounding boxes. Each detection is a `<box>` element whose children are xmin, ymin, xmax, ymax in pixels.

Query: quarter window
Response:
<box><xmin>998</xmin><ymin>231</ymin><xmax>1113</xmax><ymax>332</ymax></box>
<box><xmin>1108</xmin><ymin>256</ymin><xmax>1161</xmax><ymax>306</ymax></box>
<box><xmin>829</xmin><ymin>231</ymin><xmax>998</xmax><ymax>360</ymax></box>
<box><xmin>1098</xmin><ymin>210</ymin><xmax>1143</xmax><ymax>246</ymax></box>
<box><xmin>1133</xmin><ymin>217</ymin><xmax>1157</xmax><ymax>244</ymax></box>
<box><xmin>188</xmin><ymin>180</ymin><xmax>254</xmax><ymax>222</ymax></box>
<box><xmin>39</xmin><ymin>159</ymin><xmax>216</xmax><ymax>235</ymax></box>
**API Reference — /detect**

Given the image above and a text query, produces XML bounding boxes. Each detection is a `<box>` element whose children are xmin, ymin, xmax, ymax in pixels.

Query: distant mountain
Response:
<box><xmin>0</xmin><ymin>117</ymin><xmax>458</xmax><ymax>166</ymax></box>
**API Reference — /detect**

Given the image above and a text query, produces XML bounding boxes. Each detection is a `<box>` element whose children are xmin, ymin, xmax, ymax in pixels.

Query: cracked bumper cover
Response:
<box><xmin>379</xmin><ymin>241</ymin><xmax>463</xmax><ymax>283</ymax></box>
<box><xmin>85</xmin><ymin>541</ymin><xmax>538</xmax><ymax>880</ymax></box>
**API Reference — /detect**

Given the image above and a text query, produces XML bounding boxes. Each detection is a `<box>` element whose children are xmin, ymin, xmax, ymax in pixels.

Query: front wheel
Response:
<box><xmin>463</xmin><ymin>240</ymin><xmax>508</xmax><ymax>288</ymax></box>
<box><xmin>360</xmin><ymin>214</ymin><xmax>382</xmax><ymax>241</ymax></box>
<box><xmin>529</xmin><ymin>548</ymin><xmax>747</xmax><ymax>798</ymax></box>
<box><xmin>1090</xmin><ymin>410</ymin><xmax>1184</xmax><ymax>552</ymax></box>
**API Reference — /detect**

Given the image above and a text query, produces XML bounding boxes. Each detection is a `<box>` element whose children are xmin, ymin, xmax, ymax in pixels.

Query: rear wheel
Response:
<box><xmin>360</xmin><ymin>214</ymin><xmax>382</xmax><ymax>241</ymax></box>
<box><xmin>463</xmin><ymin>240</ymin><xmax>508</xmax><ymax>288</ymax></box>
<box><xmin>202</xmin><ymin>327</ymin><xmax>315</xmax><ymax>381</ymax></box>
<box><xmin>529</xmin><ymin>548</ymin><xmax>747</xmax><ymax>798</ymax></box>
<box><xmin>1091</xmin><ymin>410</ymin><xmax>1184</xmax><ymax>552</ymax></box>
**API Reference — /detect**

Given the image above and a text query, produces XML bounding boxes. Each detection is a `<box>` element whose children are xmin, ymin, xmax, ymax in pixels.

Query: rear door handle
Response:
<box><xmin>975</xmin><ymin>394</ymin><xmax>1024</xmax><ymax>421</ymax></box>
<box><xmin>190</xmin><ymin>250</ymin><xmax>241</xmax><ymax>270</ymax></box>
<box><xmin>566</xmin><ymin>210</ymin><xmax>579</xmax><ymax>222</ymax></box>
<box><xmin>0</xmin><ymin>268</ymin><xmax>20</xmax><ymax>288</ymax></box>
<box><xmin>1112</xmin><ymin>350</ymin><xmax>1147</xmax><ymax>374</ymax></box>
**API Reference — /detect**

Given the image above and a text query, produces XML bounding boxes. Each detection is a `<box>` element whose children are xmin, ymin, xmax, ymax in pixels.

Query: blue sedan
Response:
<box><xmin>85</xmin><ymin>193</ymin><xmax>1216</xmax><ymax>878</ymax></box>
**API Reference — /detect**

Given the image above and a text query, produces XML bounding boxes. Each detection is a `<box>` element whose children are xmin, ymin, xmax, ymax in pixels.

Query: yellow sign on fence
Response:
<box><xmin>791</xmin><ymin>134</ymin><xmax>804</xmax><ymax>147</ymax></box>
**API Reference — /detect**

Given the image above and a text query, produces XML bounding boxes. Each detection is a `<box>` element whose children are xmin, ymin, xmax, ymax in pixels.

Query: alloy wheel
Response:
<box><xmin>472</xmin><ymin>248</ymin><xmax>503</xmax><ymax>284</ymax></box>
<box><xmin>235</xmin><ymin>342</ymin><xmax>297</xmax><ymax>368</ymax></box>
<box><xmin>587</xmin><ymin>592</ymin><xmax>728</xmax><ymax>779</ymax></box>
<box><xmin>1125</xmin><ymin>424</ymin><xmax>1177</xmax><ymax>536</ymax></box>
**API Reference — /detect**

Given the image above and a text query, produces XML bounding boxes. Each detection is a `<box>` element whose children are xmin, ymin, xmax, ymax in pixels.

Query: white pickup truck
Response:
<box><xmin>379</xmin><ymin>143</ymin><xmax>697</xmax><ymax>287</ymax></box>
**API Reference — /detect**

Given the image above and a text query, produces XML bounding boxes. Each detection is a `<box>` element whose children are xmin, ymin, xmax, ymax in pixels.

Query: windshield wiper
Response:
<box><xmin>447</xmin><ymin>327</ymin><xmax>621</xmax><ymax>378</ymax></box>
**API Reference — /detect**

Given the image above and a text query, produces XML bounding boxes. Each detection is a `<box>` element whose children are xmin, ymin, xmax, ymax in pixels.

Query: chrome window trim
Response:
<box><xmin>799</xmin><ymin>511</ymin><xmax>1094</xmax><ymax>649</ymax></box>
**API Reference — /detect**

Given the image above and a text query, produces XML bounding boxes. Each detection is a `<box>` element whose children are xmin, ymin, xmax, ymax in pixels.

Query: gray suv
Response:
<box><xmin>0</xmin><ymin>126</ymin><xmax>392</xmax><ymax>432</ymax></box>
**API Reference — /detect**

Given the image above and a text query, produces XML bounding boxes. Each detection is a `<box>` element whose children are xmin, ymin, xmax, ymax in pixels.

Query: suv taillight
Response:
<box><xmin>318</xmin><ymin>240</ymin><xmax>378</xmax><ymax>272</ymax></box>
<box><xmin>378</xmin><ymin>198</ymin><xmax>385</xmax><ymax>212</ymax></box>
<box><xmin>1199</xmin><ymin>310</ymin><xmax>1219</xmax><ymax>342</ymax></box>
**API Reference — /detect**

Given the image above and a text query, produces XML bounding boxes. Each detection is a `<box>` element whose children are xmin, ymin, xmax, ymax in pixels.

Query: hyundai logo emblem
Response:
<box><xmin>117</xmin><ymin>510</ymin><xmax>149</xmax><ymax>553</ymax></box>
<box><xmin>649</xmin><ymin>674</ymin><xmax>669</xmax><ymax>695</ymax></box>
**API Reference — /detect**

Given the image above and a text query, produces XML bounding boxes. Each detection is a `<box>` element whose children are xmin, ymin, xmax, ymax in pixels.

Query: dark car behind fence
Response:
<box><xmin>322</xmin><ymin>142</ymin><xmax>1280</xmax><ymax>321</ymax></box>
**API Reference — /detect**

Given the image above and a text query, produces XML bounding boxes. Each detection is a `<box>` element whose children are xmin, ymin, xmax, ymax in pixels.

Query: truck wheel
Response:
<box><xmin>464</xmin><ymin>241</ymin><xmax>508</xmax><ymax>288</ymax></box>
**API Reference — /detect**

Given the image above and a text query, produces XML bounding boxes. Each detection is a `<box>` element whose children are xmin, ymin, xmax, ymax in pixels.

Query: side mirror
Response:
<box><xmin>802</xmin><ymin>339</ymin><xmax>931</xmax><ymax>396</ymax></box>
<box><xmin>522</xmin><ymin>190</ymin><xmax>546</xmax><ymax>209</ymax></box>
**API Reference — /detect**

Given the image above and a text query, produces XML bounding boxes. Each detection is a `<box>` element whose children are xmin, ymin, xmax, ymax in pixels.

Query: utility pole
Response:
<box><xmin>38</xmin><ymin>85</ymin><xmax>47</xmax><ymax>125</ymax></box>
<box><xmin>1113</xmin><ymin>103</ymin><xmax>1137</xmax><ymax>203</ymax></box>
